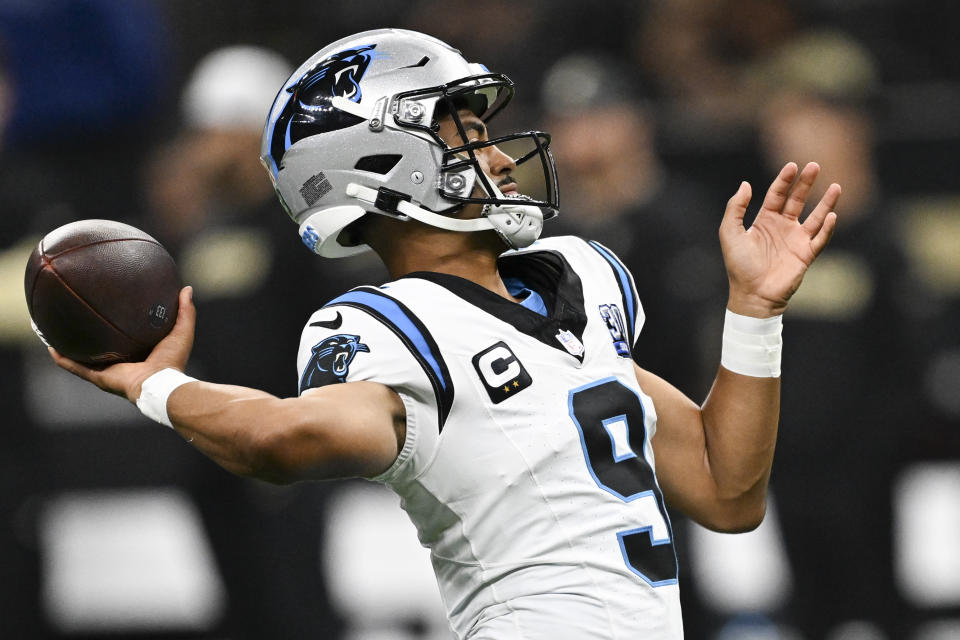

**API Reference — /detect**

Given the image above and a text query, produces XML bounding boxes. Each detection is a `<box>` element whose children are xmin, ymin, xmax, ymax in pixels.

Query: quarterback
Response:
<box><xmin>51</xmin><ymin>29</ymin><xmax>839</xmax><ymax>639</ymax></box>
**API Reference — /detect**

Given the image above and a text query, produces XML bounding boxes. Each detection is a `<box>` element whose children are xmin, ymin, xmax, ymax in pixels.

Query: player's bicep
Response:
<box><xmin>634</xmin><ymin>363</ymin><xmax>721</xmax><ymax>523</ymax></box>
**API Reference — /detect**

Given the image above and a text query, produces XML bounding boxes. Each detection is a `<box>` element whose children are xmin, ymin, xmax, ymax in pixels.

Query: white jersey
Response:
<box><xmin>296</xmin><ymin>236</ymin><xmax>683</xmax><ymax>639</ymax></box>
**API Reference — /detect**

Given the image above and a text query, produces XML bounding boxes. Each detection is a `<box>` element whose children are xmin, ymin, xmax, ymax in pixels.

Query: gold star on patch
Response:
<box><xmin>513</xmin><ymin>380</ymin><xmax>519</xmax><ymax>387</ymax></box>
<box><xmin>503</xmin><ymin>385</ymin><xmax>510</xmax><ymax>393</ymax></box>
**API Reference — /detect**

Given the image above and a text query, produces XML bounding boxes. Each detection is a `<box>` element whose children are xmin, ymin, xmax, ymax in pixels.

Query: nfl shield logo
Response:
<box><xmin>555</xmin><ymin>329</ymin><xmax>585</xmax><ymax>357</ymax></box>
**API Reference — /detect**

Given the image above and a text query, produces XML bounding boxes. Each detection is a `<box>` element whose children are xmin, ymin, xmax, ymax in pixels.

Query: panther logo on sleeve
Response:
<box><xmin>300</xmin><ymin>334</ymin><xmax>370</xmax><ymax>392</ymax></box>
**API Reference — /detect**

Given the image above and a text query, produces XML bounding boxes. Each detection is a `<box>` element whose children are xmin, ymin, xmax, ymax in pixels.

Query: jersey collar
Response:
<box><xmin>403</xmin><ymin>249</ymin><xmax>588</xmax><ymax>361</ymax></box>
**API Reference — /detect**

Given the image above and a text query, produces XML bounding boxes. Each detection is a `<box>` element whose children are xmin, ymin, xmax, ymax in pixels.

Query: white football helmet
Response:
<box><xmin>260</xmin><ymin>28</ymin><xmax>559</xmax><ymax>257</ymax></box>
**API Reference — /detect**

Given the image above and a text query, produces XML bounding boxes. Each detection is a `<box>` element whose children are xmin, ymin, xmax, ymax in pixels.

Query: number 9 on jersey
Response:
<box><xmin>568</xmin><ymin>378</ymin><xmax>678</xmax><ymax>586</ymax></box>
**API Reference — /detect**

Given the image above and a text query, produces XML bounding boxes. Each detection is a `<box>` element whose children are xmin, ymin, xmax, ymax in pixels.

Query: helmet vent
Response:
<box><xmin>354</xmin><ymin>154</ymin><xmax>402</xmax><ymax>175</ymax></box>
<box><xmin>401</xmin><ymin>56</ymin><xmax>430</xmax><ymax>69</ymax></box>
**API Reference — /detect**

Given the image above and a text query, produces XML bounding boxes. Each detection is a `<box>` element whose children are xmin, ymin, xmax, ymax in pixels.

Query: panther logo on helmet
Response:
<box><xmin>299</xmin><ymin>333</ymin><xmax>371</xmax><ymax>392</ymax></box>
<box><xmin>268</xmin><ymin>44</ymin><xmax>377</xmax><ymax>170</ymax></box>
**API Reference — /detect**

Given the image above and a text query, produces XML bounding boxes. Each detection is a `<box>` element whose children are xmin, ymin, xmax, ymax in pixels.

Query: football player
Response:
<box><xmin>51</xmin><ymin>29</ymin><xmax>839</xmax><ymax>639</ymax></box>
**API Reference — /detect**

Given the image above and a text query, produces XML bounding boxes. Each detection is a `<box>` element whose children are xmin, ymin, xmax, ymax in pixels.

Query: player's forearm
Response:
<box><xmin>165</xmin><ymin>381</ymin><xmax>304</xmax><ymax>482</ymax></box>
<box><xmin>697</xmin><ymin>300</ymin><xmax>783</xmax><ymax>504</ymax></box>
<box><xmin>163</xmin><ymin>380</ymin><xmax>404</xmax><ymax>483</ymax></box>
<box><xmin>700</xmin><ymin>367</ymin><xmax>780</xmax><ymax>504</ymax></box>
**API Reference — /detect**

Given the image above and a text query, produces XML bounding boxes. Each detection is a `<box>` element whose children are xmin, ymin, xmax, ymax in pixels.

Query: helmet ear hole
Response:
<box><xmin>298</xmin><ymin>205</ymin><xmax>369</xmax><ymax>257</ymax></box>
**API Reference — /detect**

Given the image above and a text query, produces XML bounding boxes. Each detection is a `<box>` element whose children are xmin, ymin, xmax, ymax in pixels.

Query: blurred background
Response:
<box><xmin>1</xmin><ymin>1</ymin><xmax>958</xmax><ymax>639</ymax></box>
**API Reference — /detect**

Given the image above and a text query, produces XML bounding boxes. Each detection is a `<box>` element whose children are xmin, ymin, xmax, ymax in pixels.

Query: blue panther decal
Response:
<box><xmin>294</xmin><ymin>43</ymin><xmax>375</xmax><ymax>104</ymax></box>
<box><xmin>267</xmin><ymin>44</ymin><xmax>378</xmax><ymax>172</ymax></box>
<box><xmin>299</xmin><ymin>333</ymin><xmax>370</xmax><ymax>392</ymax></box>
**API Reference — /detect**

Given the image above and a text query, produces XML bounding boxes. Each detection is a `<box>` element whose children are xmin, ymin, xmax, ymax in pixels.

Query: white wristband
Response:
<box><xmin>720</xmin><ymin>309</ymin><xmax>783</xmax><ymax>378</ymax></box>
<box><xmin>136</xmin><ymin>368</ymin><xmax>197</xmax><ymax>428</ymax></box>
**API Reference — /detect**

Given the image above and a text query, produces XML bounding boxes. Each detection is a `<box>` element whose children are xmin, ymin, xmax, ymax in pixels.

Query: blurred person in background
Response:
<box><xmin>630</xmin><ymin>0</ymin><xmax>799</xmax><ymax>167</ymax></box>
<box><xmin>751</xmin><ymin>29</ymin><xmax>916</xmax><ymax>638</ymax></box>
<box><xmin>400</xmin><ymin>0</ymin><xmax>549</xmax><ymax>124</ymax></box>
<box><xmin>146</xmin><ymin>44</ymin><xmax>321</xmax><ymax>394</ymax></box>
<box><xmin>400</xmin><ymin>0</ymin><xmax>642</xmax><ymax>128</ymax></box>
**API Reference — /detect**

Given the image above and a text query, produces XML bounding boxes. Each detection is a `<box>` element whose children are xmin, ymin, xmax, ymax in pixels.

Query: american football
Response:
<box><xmin>24</xmin><ymin>219</ymin><xmax>181</xmax><ymax>365</ymax></box>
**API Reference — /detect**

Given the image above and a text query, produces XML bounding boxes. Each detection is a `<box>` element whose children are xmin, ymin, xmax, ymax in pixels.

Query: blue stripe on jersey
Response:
<box><xmin>587</xmin><ymin>241</ymin><xmax>639</xmax><ymax>343</ymax></box>
<box><xmin>326</xmin><ymin>288</ymin><xmax>454</xmax><ymax>429</ymax></box>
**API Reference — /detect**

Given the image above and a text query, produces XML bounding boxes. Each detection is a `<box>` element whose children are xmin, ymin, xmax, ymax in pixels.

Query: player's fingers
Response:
<box><xmin>781</xmin><ymin>162</ymin><xmax>820</xmax><ymax>220</ymax></box>
<box><xmin>49</xmin><ymin>347</ymin><xmax>101</xmax><ymax>385</ymax></box>
<box><xmin>180</xmin><ymin>286</ymin><xmax>195</xmax><ymax>326</ymax></box>
<box><xmin>150</xmin><ymin>286</ymin><xmax>195</xmax><ymax>369</ymax></box>
<box><xmin>810</xmin><ymin>211</ymin><xmax>838</xmax><ymax>257</ymax></box>
<box><xmin>172</xmin><ymin>286</ymin><xmax>195</xmax><ymax>341</ymax></box>
<box><xmin>720</xmin><ymin>181</ymin><xmax>752</xmax><ymax>233</ymax></box>
<box><xmin>802</xmin><ymin>183</ymin><xmax>842</xmax><ymax>235</ymax></box>
<box><xmin>169</xmin><ymin>286</ymin><xmax>195</xmax><ymax>341</ymax></box>
<box><xmin>759</xmin><ymin>162</ymin><xmax>798</xmax><ymax>215</ymax></box>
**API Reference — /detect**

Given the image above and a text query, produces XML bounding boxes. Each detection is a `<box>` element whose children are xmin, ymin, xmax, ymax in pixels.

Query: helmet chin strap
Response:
<box><xmin>481</xmin><ymin>185</ymin><xmax>545</xmax><ymax>249</ymax></box>
<box><xmin>345</xmin><ymin>183</ymin><xmax>544</xmax><ymax>249</ymax></box>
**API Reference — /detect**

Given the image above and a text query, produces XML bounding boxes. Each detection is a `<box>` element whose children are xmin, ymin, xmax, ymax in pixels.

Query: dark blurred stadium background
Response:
<box><xmin>1</xmin><ymin>1</ymin><xmax>958</xmax><ymax>639</ymax></box>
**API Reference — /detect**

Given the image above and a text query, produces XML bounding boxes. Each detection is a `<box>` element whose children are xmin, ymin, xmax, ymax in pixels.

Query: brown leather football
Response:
<box><xmin>24</xmin><ymin>219</ymin><xmax>181</xmax><ymax>365</ymax></box>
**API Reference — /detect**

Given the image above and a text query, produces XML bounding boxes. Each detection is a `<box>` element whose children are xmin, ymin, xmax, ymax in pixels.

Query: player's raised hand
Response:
<box><xmin>718</xmin><ymin>162</ymin><xmax>840</xmax><ymax>317</ymax></box>
<box><xmin>50</xmin><ymin>286</ymin><xmax>197</xmax><ymax>403</ymax></box>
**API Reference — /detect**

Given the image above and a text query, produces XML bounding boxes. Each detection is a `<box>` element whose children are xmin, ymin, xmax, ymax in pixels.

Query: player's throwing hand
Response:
<box><xmin>50</xmin><ymin>286</ymin><xmax>197</xmax><ymax>402</ymax></box>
